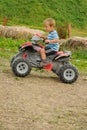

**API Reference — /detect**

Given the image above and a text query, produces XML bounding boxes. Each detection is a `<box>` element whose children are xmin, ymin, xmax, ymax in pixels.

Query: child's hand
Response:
<box><xmin>45</xmin><ymin>40</ymin><xmax>50</xmax><ymax>43</ymax></box>
<box><xmin>40</xmin><ymin>35</ymin><xmax>47</xmax><ymax>39</ymax></box>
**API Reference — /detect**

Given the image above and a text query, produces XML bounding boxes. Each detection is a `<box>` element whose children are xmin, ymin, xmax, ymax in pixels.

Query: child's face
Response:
<box><xmin>44</xmin><ymin>23</ymin><xmax>54</xmax><ymax>32</ymax></box>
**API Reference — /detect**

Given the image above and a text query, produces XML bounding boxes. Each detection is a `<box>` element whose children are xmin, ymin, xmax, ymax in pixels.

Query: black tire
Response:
<box><xmin>59</xmin><ymin>64</ymin><xmax>78</xmax><ymax>83</ymax></box>
<box><xmin>10</xmin><ymin>52</ymin><xmax>21</xmax><ymax>67</ymax></box>
<box><xmin>10</xmin><ymin>56</ymin><xmax>15</xmax><ymax>67</ymax></box>
<box><xmin>12</xmin><ymin>58</ymin><xmax>31</xmax><ymax>77</ymax></box>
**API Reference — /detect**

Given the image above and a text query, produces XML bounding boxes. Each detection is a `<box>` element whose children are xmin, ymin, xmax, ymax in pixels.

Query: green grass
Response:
<box><xmin>72</xmin><ymin>48</ymin><xmax>87</xmax><ymax>60</ymax></box>
<box><xmin>0</xmin><ymin>0</ymin><xmax>87</xmax><ymax>28</ymax></box>
<box><xmin>72</xmin><ymin>27</ymin><xmax>87</xmax><ymax>37</ymax></box>
<box><xmin>0</xmin><ymin>123</ymin><xmax>4</xmax><ymax>129</ymax></box>
<box><xmin>71</xmin><ymin>49</ymin><xmax>87</xmax><ymax>74</ymax></box>
<box><xmin>0</xmin><ymin>37</ymin><xmax>26</xmax><ymax>50</ymax></box>
<box><xmin>0</xmin><ymin>37</ymin><xmax>25</xmax><ymax>59</ymax></box>
<box><xmin>71</xmin><ymin>60</ymin><xmax>87</xmax><ymax>74</ymax></box>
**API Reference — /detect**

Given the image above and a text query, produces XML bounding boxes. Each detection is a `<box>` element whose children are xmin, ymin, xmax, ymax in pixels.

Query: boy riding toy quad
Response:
<box><xmin>11</xmin><ymin>34</ymin><xmax>78</xmax><ymax>83</ymax></box>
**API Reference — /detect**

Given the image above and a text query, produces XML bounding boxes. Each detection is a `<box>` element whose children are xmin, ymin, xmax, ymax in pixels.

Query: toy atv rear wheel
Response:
<box><xmin>12</xmin><ymin>58</ymin><xmax>31</xmax><ymax>77</ymax></box>
<box><xmin>59</xmin><ymin>64</ymin><xmax>78</xmax><ymax>83</ymax></box>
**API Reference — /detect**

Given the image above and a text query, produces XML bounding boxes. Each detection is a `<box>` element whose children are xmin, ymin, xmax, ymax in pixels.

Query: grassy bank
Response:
<box><xmin>0</xmin><ymin>0</ymin><xmax>87</xmax><ymax>28</ymax></box>
<box><xmin>72</xmin><ymin>27</ymin><xmax>87</xmax><ymax>37</ymax></box>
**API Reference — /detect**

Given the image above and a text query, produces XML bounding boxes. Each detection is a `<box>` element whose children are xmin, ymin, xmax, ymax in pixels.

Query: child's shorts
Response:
<box><xmin>33</xmin><ymin>45</ymin><xmax>57</xmax><ymax>55</ymax></box>
<box><xmin>45</xmin><ymin>46</ymin><xmax>57</xmax><ymax>56</ymax></box>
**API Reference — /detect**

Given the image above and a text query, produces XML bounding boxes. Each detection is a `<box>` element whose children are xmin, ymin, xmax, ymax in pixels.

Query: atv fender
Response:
<box><xmin>54</xmin><ymin>54</ymin><xmax>70</xmax><ymax>60</ymax></box>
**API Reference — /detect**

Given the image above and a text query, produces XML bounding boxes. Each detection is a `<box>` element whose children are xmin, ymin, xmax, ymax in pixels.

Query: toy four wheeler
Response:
<box><xmin>11</xmin><ymin>34</ymin><xmax>78</xmax><ymax>83</ymax></box>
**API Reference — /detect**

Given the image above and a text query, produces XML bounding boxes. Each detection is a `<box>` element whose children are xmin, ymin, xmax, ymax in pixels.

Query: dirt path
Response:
<box><xmin>0</xmin><ymin>57</ymin><xmax>87</xmax><ymax>130</ymax></box>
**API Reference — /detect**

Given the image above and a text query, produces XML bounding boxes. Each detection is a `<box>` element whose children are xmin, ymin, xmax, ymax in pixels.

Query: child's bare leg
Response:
<box><xmin>40</xmin><ymin>48</ymin><xmax>46</xmax><ymax>60</ymax></box>
<box><xmin>39</xmin><ymin>48</ymin><xmax>49</xmax><ymax>66</ymax></box>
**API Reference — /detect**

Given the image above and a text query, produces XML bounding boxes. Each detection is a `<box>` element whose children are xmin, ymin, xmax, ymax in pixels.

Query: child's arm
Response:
<box><xmin>40</xmin><ymin>35</ymin><xmax>47</xmax><ymax>40</ymax></box>
<box><xmin>45</xmin><ymin>39</ymin><xmax>60</xmax><ymax>44</ymax></box>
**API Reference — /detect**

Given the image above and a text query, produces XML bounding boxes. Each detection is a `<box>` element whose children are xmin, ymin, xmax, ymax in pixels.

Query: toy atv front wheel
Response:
<box><xmin>12</xmin><ymin>58</ymin><xmax>31</xmax><ymax>77</ymax></box>
<box><xmin>59</xmin><ymin>64</ymin><xmax>78</xmax><ymax>83</ymax></box>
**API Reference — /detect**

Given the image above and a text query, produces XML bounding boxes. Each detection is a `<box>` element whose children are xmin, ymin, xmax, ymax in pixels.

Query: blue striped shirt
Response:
<box><xmin>47</xmin><ymin>30</ymin><xmax>59</xmax><ymax>52</ymax></box>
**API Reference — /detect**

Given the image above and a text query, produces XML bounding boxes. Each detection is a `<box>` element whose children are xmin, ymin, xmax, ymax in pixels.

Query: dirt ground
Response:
<box><xmin>0</xmin><ymin>57</ymin><xmax>87</xmax><ymax>130</ymax></box>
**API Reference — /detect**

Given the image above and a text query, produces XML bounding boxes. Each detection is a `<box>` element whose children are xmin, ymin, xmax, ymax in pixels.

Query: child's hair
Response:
<box><xmin>43</xmin><ymin>18</ymin><xmax>56</xmax><ymax>27</ymax></box>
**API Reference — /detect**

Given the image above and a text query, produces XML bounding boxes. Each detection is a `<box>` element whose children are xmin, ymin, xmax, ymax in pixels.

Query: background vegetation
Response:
<box><xmin>0</xmin><ymin>0</ymin><xmax>87</xmax><ymax>28</ymax></box>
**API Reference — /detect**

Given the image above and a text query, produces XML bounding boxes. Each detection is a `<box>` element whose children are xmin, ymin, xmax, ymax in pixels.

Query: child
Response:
<box><xmin>40</xmin><ymin>18</ymin><xmax>60</xmax><ymax>66</ymax></box>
